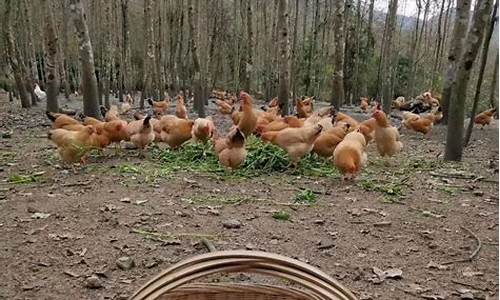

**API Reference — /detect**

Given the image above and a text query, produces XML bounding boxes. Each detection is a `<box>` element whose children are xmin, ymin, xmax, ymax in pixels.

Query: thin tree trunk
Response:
<box><xmin>305</xmin><ymin>0</ymin><xmax>319</xmax><ymax>95</ymax></box>
<box><xmin>381</xmin><ymin>0</ymin><xmax>398</xmax><ymax>113</ymax></box>
<box><xmin>406</xmin><ymin>0</ymin><xmax>422</xmax><ymax>96</ymax></box>
<box><xmin>290</xmin><ymin>0</ymin><xmax>299</xmax><ymax>102</ymax></box>
<box><xmin>188</xmin><ymin>0</ymin><xmax>205</xmax><ymax>117</ymax></box>
<box><xmin>69</xmin><ymin>0</ymin><xmax>100</xmax><ymax>118</ymax></box>
<box><xmin>331</xmin><ymin>0</ymin><xmax>345</xmax><ymax>108</ymax></box>
<box><xmin>463</xmin><ymin>0</ymin><xmax>497</xmax><ymax>147</ymax></box>
<box><xmin>3</xmin><ymin>0</ymin><xmax>31</xmax><ymax>108</ymax></box>
<box><xmin>277</xmin><ymin>0</ymin><xmax>290</xmax><ymax>115</ymax></box>
<box><xmin>441</xmin><ymin>0</ymin><xmax>472</xmax><ymax>124</ymax></box>
<box><xmin>489</xmin><ymin>53</ymin><xmax>499</xmax><ymax>109</ymax></box>
<box><xmin>431</xmin><ymin>0</ymin><xmax>446</xmax><ymax>90</ymax></box>
<box><xmin>141</xmin><ymin>0</ymin><xmax>155</xmax><ymax>108</ymax></box>
<box><xmin>22</xmin><ymin>0</ymin><xmax>38</xmax><ymax>106</ymax></box>
<box><xmin>445</xmin><ymin>0</ymin><xmax>493</xmax><ymax>161</ymax></box>
<box><xmin>42</xmin><ymin>0</ymin><xmax>60</xmax><ymax>113</ymax></box>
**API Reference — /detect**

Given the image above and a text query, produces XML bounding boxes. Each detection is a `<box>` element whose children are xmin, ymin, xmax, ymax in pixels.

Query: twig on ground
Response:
<box><xmin>441</xmin><ymin>225</ymin><xmax>482</xmax><ymax>265</ymax></box>
<box><xmin>200</xmin><ymin>238</ymin><xmax>217</xmax><ymax>252</ymax></box>
<box><xmin>451</xmin><ymin>279</ymin><xmax>487</xmax><ymax>291</ymax></box>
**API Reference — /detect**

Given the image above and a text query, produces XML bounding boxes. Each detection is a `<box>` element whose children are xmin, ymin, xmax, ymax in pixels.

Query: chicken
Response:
<box><xmin>259</xmin><ymin>116</ymin><xmax>304</xmax><ymax>133</ymax></box>
<box><xmin>46</xmin><ymin>111</ymin><xmax>81</xmax><ymax>129</ymax></box>
<box><xmin>238</xmin><ymin>91</ymin><xmax>258</xmax><ymax>136</ymax></box>
<box><xmin>392</xmin><ymin>96</ymin><xmax>405</xmax><ymax>110</ymax></box>
<box><xmin>333</xmin><ymin>130</ymin><xmax>367</xmax><ymax>180</ymax></box>
<box><xmin>402</xmin><ymin>112</ymin><xmax>434</xmax><ymax>135</ymax></box>
<box><xmin>101</xmin><ymin>105</ymin><xmax>120</xmax><ymax>122</ymax></box>
<box><xmin>268</xmin><ymin>97</ymin><xmax>279</xmax><ymax>108</ymax></box>
<box><xmin>335</xmin><ymin>112</ymin><xmax>359</xmax><ymax>129</ymax></box>
<box><xmin>159</xmin><ymin>115</ymin><xmax>194</xmax><ymax>149</ymax></box>
<box><xmin>422</xmin><ymin>92</ymin><xmax>440</xmax><ymax>107</ymax></box>
<box><xmin>474</xmin><ymin>108</ymin><xmax>496</xmax><ymax>128</ymax></box>
<box><xmin>261</xmin><ymin>124</ymin><xmax>323</xmax><ymax>166</ymax></box>
<box><xmin>48</xmin><ymin>125</ymin><xmax>100</xmax><ymax>163</ymax></box>
<box><xmin>175</xmin><ymin>95</ymin><xmax>188</xmax><ymax>119</ymax></box>
<box><xmin>296</xmin><ymin>97</ymin><xmax>314</xmax><ymax>118</ymax></box>
<box><xmin>213</xmin><ymin>127</ymin><xmax>247</xmax><ymax>170</ymax></box>
<box><xmin>358</xmin><ymin>117</ymin><xmax>377</xmax><ymax>143</ymax></box>
<box><xmin>148</xmin><ymin>97</ymin><xmax>170</xmax><ymax>116</ymax></box>
<box><xmin>372</xmin><ymin>109</ymin><xmax>403</xmax><ymax>157</ymax></box>
<box><xmin>213</xmin><ymin>99</ymin><xmax>234</xmax><ymax>114</ymax></box>
<box><xmin>191</xmin><ymin>117</ymin><xmax>215</xmax><ymax>142</ymax></box>
<box><xmin>134</xmin><ymin>113</ymin><xmax>162</xmax><ymax>142</ymax></box>
<box><xmin>360</xmin><ymin>97</ymin><xmax>370</xmax><ymax>112</ymax></box>
<box><xmin>34</xmin><ymin>84</ymin><xmax>47</xmax><ymax>101</ymax></box>
<box><xmin>313</xmin><ymin>122</ymin><xmax>351</xmax><ymax>158</ymax></box>
<box><xmin>120</xmin><ymin>94</ymin><xmax>133</xmax><ymax>114</ymax></box>
<box><xmin>96</xmin><ymin>120</ymin><xmax>129</xmax><ymax>145</ymax></box>
<box><xmin>126</xmin><ymin>115</ymin><xmax>155</xmax><ymax>154</ymax></box>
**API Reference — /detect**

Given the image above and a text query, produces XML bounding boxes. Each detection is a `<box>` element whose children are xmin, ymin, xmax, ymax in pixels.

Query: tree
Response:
<box><xmin>440</xmin><ymin>0</ymin><xmax>472</xmax><ymax>124</ymax></box>
<box><xmin>277</xmin><ymin>0</ymin><xmax>290</xmax><ymax>115</ymax></box>
<box><xmin>445</xmin><ymin>0</ymin><xmax>493</xmax><ymax>161</ymax></box>
<box><xmin>42</xmin><ymin>0</ymin><xmax>60</xmax><ymax>113</ymax></box>
<box><xmin>69</xmin><ymin>0</ymin><xmax>100</xmax><ymax>118</ymax></box>
<box><xmin>489</xmin><ymin>53</ymin><xmax>499</xmax><ymax>109</ymax></box>
<box><xmin>380</xmin><ymin>0</ymin><xmax>398</xmax><ymax>113</ymax></box>
<box><xmin>141</xmin><ymin>0</ymin><xmax>155</xmax><ymax>109</ymax></box>
<box><xmin>22</xmin><ymin>0</ymin><xmax>39</xmax><ymax>106</ymax></box>
<box><xmin>331</xmin><ymin>0</ymin><xmax>345</xmax><ymax>109</ymax></box>
<box><xmin>463</xmin><ymin>0</ymin><xmax>498</xmax><ymax>147</ymax></box>
<box><xmin>188</xmin><ymin>0</ymin><xmax>205</xmax><ymax>117</ymax></box>
<box><xmin>3</xmin><ymin>0</ymin><xmax>31</xmax><ymax>108</ymax></box>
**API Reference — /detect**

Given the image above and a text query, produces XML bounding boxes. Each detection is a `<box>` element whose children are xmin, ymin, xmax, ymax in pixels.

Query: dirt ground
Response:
<box><xmin>0</xmin><ymin>93</ymin><xmax>498</xmax><ymax>300</ymax></box>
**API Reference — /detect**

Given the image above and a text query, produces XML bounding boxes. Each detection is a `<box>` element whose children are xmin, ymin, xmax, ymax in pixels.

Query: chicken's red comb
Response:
<box><xmin>376</xmin><ymin>102</ymin><xmax>382</xmax><ymax>110</ymax></box>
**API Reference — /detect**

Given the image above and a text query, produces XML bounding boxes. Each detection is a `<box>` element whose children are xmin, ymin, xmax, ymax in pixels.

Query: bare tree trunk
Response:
<box><xmin>22</xmin><ymin>0</ymin><xmax>39</xmax><ymax>106</ymax></box>
<box><xmin>441</xmin><ymin>0</ymin><xmax>472</xmax><ymax>124</ymax></box>
<box><xmin>102</xmin><ymin>0</ymin><xmax>112</xmax><ymax>108</ymax></box>
<box><xmin>489</xmin><ymin>53</ymin><xmax>499</xmax><ymax>109</ymax></box>
<box><xmin>431</xmin><ymin>0</ymin><xmax>446</xmax><ymax>90</ymax></box>
<box><xmin>246</xmin><ymin>0</ymin><xmax>253</xmax><ymax>92</ymax></box>
<box><xmin>277</xmin><ymin>0</ymin><xmax>290</xmax><ymax>115</ymax></box>
<box><xmin>290</xmin><ymin>0</ymin><xmax>299</xmax><ymax>102</ymax></box>
<box><xmin>331</xmin><ymin>0</ymin><xmax>345</xmax><ymax>108</ymax></box>
<box><xmin>121</xmin><ymin>0</ymin><xmax>130</xmax><ymax>99</ymax></box>
<box><xmin>406</xmin><ymin>0</ymin><xmax>422</xmax><ymax>96</ymax></box>
<box><xmin>3</xmin><ymin>0</ymin><xmax>31</xmax><ymax>108</ymax></box>
<box><xmin>463</xmin><ymin>0</ymin><xmax>497</xmax><ymax>147</ymax></box>
<box><xmin>343</xmin><ymin>0</ymin><xmax>354</xmax><ymax>104</ymax></box>
<box><xmin>305</xmin><ymin>0</ymin><xmax>319</xmax><ymax>95</ymax></box>
<box><xmin>69</xmin><ymin>0</ymin><xmax>100</xmax><ymax>118</ymax></box>
<box><xmin>42</xmin><ymin>0</ymin><xmax>60</xmax><ymax>113</ymax></box>
<box><xmin>445</xmin><ymin>0</ymin><xmax>493</xmax><ymax>161</ymax></box>
<box><xmin>188</xmin><ymin>0</ymin><xmax>205</xmax><ymax>117</ymax></box>
<box><xmin>141</xmin><ymin>0</ymin><xmax>155</xmax><ymax>109</ymax></box>
<box><xmin>380</xmin><ymin>0</ymin><xmax>398</xmax><ymax>113</ymax></box>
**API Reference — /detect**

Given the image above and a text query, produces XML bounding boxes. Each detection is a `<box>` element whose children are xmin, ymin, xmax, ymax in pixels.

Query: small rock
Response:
<box><xmin>222</xmin><ymin>219</ymin><xmax>241</xmax><ymax>229</ymax></box>
<box><xmin>27</xmin><ymin>206</ymin><xmax>37</xmax><ymax>213</ymax></box>
<box><xmin>473</xmin><ymin>190</ymin><xmax>484</xmax><ymax>197</ymax></box>
<box><xmin>116</xmin><ymin>257</ymin><xmax>135</xmax><ymax>270</ymax></box>
<box><xmin>460</xmin><ymin>292</ymin><xmax>474</xmax><ymax>299</ymax></box>
<box><xmin>2</xmin><ymin>132</ymin><xmax>12</xmax><ymax>138</ymax></box>
<box><xmin>245</xmin><ymin>243</ymin><xmax>255</xmax><ymax>250</ymax></box>
<box><xmin>31</xmin><ymin>212</ymin><xmax>51</xmax><ymax>219</ymax></box>
<box><xmin>85</xmin><ymin>275</ymin><xmax>103</xmax><ymax>289</ymax></box>
<box><xmin>120</xmin><ymin>197</ymin><xmax>131</xmax><ymax>203</ymax></box>
<box><xmin>313</xmin><ymin>219</ymin><xmax>325</xmax><ymax>225</ymax></box>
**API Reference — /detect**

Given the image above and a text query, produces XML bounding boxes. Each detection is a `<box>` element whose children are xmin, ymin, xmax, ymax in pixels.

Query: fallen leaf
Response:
<box><xmin>31</xmin><ymin>212</ymin><xmax>51</xmax><ymax>219</ymax></box>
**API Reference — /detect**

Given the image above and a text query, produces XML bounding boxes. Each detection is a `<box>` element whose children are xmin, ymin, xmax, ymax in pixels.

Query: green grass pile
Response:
<box><xmin>152</xmin><ymin>136</ymin><xmax>338</xmax><ymax>178</ymax></box>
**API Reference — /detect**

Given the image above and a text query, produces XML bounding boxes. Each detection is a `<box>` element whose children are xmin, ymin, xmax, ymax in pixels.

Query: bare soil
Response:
<box><xmin>0</xmin><ymin>93</ymin><xmax>498</xmax><ymax>300</ymax></box>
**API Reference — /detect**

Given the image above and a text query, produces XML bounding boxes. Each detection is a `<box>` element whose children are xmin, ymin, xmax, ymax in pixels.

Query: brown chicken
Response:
<box><xmin>126</xmin><ymin>115</ymin><xmax>155</xmax><ymax>154</ymax></box>
<box><xmin>474</xmin><ymin>108</ymin><xmax>496</xmax><ymax>128</ymax></box>
<box><xmin>333</xmin><ymin>130</ymin><xmax>368</xmax><ymax>180</ymax></box>
<box><xmin>296</xmin><ymin>97</ymin><xmax>314</xmax><ymax>118</ymax></box>
<box><xmin>175</xmin><ymin>95</ymin><xmax>188</xmax><ymax>119</ymax></box>
<box><xmin>313</xmin><ymin>122</ymin><xmax>351</xmax><ymax>158</ymax></box>
<box><xmin>48</xmin><ymin>125</ymin><xmax>101</xmax><ymax>163</ymax></box>
<box><xmin>360</xmin><ymin>97</ymin><xmax>370</xmax><ymax>112</ymax></box>
<box><xmin>422</xmin><ymin>92</ymin><xmax>440</xmax><ymax>107</ymax></box>
<box><xmin>261</xmin><ymin>124</ymin><xmax>323</xmax><ymax>165</ymax></box>
<box><xmin>148</xmin><ymin>97</ymin><xmax>170</xmax><ymax>116</ymax></box>
<box><xmin>213</xmin><ymin>99</ymin><xmax>234</xmax><ymax>115</ymax></box>
<box><xmin>159</xmin><ymin>115</ymin><xmax>194</xmax><ymax>149</ymax></box>
<box><xmin>372</xmin><ymin>109</ymin><xmax>403</xmax><ymax>157</ymax></box>
<box><xmin>358</xmin><ymin>117</ymin><xmax>377</xmax><ymax>143</ymax></box>
<box><xmin>335</xmin><ymin>112</ymin><xmax>359</xmax><ymax>129</ymax></box>
<box><xmin>268</xmin><ymin>97</ymin><xmax>279</xmax><ymax>108</ymax></box>
<box><xmin>46</xmin><ymin>111</ymin><xmax>81</xmax><ymax>129</ymax></box>
<box><xmin>101</xmin><ymin>105</ymin><xmax>120</xmax><ymax>122</ymax></box>
<box><xmin>121</xmin><ymin>94</ymin><xmax>133</xmax><ymax>114</ymax></box>
<box><xmin>238</xmin><ymin>91</ymin><xmax>258</xmax><ymax>136</ymax></box>
<box><xmin>213</xmin><ymin>127</ymin><xmax>247</xmax><ymax>170</ymax></box>
<box><xmin>402</xmin><ymin>112</ymin><xmax>434</xmax><ymax>135</ymax></box>
<box><xmin>259</xmin><ymin>116</ymin><xmax>304</xmax><ymax>133</ymax></box>
<box><xmin>191</xmin><ymin>117</ymin><xmax>215</xmax><ymax>142</ymax></box>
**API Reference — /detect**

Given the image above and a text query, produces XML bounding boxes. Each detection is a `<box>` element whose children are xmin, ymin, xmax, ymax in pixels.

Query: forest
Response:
<box><xmin>0</xmin><ymin>0</ymin><xmax>498</xmax><ymax>299</ymax></box>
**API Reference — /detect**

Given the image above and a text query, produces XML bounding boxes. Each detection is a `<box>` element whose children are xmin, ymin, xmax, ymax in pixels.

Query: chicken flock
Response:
<box><xmin>46</xmin><ymin>88</ymin><xmax>496</xmax><ymax>180</ymax></box>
